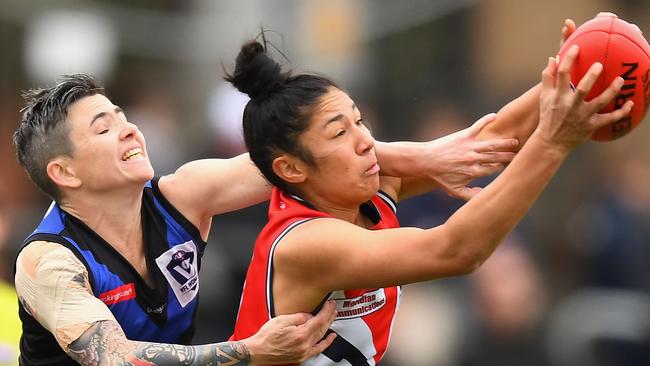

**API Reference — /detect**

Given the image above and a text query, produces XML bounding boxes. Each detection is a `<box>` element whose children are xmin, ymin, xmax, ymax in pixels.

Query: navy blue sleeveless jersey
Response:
<box><xmin>16</xmin><ymin>177</ymin><xmax>206</xmax><ymax>366</ymax></box>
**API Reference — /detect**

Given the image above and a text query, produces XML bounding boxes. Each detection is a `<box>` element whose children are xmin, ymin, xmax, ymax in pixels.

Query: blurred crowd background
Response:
<box><xmin>1</xmin><ymin>0</ymin><xmax>650</xmax><ymax>365</ymax></box>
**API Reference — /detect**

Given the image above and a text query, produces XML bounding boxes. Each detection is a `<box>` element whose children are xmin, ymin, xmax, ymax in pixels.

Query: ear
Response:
<box><xmin>272</xmin><ymin>154</ymin><xmax>308</xmax><ymax>184</ymax></box>
<box><xmin>46</xmin><ymin>158</ymin><xmax>82</xmax><ymax>190</ymax></box>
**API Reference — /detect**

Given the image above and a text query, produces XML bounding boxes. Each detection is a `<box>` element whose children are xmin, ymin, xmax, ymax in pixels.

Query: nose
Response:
<box><xmin>119</xmin><ymin>121</ymin><xmax>139</xmax><ymax>141</ymax></box>
<box><xmin>355</xmin><ymin>125</ymin><xmax>375</xmax><ymax>155</ymax></box>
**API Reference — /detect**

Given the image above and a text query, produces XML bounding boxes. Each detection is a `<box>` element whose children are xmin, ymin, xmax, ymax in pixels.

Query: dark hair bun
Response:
<box><xmin>225</xmin><ymin>41</ymin><xmax>286</xmax><ymax>99</ymax></box>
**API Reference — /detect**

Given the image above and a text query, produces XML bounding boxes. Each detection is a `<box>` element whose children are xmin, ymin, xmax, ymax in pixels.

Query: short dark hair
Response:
<box><xmin>13</xmin><ymin>74</ymin><xmax>105</xmax><ymax>201</ymax></box>
<box><xmin>225</xmin><ymin>40</ymin><xmax>338</xmax><ymax>193</ymax></box>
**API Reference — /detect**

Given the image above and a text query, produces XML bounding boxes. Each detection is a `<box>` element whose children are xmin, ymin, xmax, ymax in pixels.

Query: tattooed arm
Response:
<box><xmin>68</xmin><ymin>320</ymin><xmax>250</xmax><ymax>365</ymax></box>
<box><xmin>15</xmin><ymin>241</ymin><xmax>337</xmax><ymax>366</ymax></box>
<box><xmin>68</xmin><ymin>305</ymin><xmax>338</xmax><ymax>366</ymax></box>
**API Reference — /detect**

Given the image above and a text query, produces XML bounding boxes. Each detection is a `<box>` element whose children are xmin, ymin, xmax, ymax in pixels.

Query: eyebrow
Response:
<box><xmin>90</xmin><ymin>106</ymin><xmax>124</xmax><ymax>127</ymax></box>
<box><xmin>324</xmin><ymin>102</ymin><xmax>358</xmax><ymax>126</ymax></box>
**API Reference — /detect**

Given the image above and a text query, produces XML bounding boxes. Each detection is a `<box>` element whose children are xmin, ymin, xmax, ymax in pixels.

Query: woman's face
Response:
<box><xmin>295</xmin><ymin>87</ymin><xmax>380</xmax><ymax>206</ymax></box>
<box><xmin>64</xmin><ymin>94</ymin><xmax>154</xmax><ymax>193</ymax></box>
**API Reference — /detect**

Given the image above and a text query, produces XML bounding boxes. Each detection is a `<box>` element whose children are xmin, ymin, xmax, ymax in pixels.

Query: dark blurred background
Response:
<box><xmin>1</xmin><ymin>1</ymin><xmax>650</xmax><ymax>365</ymax></box>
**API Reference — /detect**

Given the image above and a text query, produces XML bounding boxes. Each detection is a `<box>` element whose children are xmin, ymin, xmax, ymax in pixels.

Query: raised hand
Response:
<box><xmin>536</xmin><ymin>44</ymin><xmax>633</xmax><ymax>151</ymax></box>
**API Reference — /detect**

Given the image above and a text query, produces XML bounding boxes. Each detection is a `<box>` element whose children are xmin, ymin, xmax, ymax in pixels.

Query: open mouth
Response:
<box><xmin>122</xmin><ymin>147</ymin><xmax>144</xmax><ymax>161</ymax></box>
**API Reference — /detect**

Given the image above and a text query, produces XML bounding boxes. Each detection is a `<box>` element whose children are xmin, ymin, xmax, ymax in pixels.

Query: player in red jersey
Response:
<box><xmin>225</xmin><ymin>16</ymin><xmax>632</xmax><ymax>365</ymax></box>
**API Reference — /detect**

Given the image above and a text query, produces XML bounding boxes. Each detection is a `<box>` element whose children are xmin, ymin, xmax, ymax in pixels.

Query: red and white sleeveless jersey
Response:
<box><xmin>230</xmin><ymin>187</ymin><xmax>402</xmax><ymax>365</ymax></box>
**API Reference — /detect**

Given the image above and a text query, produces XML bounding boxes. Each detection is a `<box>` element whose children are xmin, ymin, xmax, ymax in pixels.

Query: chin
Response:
<box><xmin>131</xmin><ymin>165</ymin><xmax>155</xmax><ymax>182</ymax></box>
<box><xmin>142</xmin><ymin>167</ymin><xmax>155</xmax><ymax>181</ymax></box>
<box><xmin>359</xmin><ymin>186</ymin><xmax>379</xmax><ymax>202</ymax></box>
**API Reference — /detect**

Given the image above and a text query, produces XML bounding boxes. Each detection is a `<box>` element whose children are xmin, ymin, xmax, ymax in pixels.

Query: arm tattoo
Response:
<box><xmin>70</xmin><ymin>273</ymin><xmax>88</xmax><ymax>289</ymax></box>
<box><xmin>68</xmin><ymin>320</ymin><xmax>250</xmax><ymax>365</ymax></box>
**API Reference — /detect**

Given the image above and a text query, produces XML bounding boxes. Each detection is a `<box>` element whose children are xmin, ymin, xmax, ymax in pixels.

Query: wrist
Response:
<box><xmin>376</xmin><ymin>141</ymin><xmax>426</xmax><ymax>177</ymax></box>
<box><xmin>234</xmin><ymin>339</ymin><xmax>255</xmax><ymax>365</ymax></box>
<box><xmin>528</xmin><ymin>129</ymin><xmax>572</xmax><ymax>158</ymax></box>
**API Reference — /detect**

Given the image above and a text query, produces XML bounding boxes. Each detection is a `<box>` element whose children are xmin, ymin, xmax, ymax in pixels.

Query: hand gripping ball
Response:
<box><xmin>558</xmin><ymin>14</ymin><xmax>650</xmax><ymax>141</ymax></box>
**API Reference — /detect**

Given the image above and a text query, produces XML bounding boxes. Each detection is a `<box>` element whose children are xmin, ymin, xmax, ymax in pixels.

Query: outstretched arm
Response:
<box><xmin>377</xmin><ymin>113</ymin><xmax>518</xmax><ymax>201</ymax></box>
<box><xmin>159</xmin><ymin>153</ymin><xmax>271</xmax><ymax>239</ymax></box>
<box><xmin>160</xmin><ymin>135</ymin><xmax>517</xmax><ymax>236</ymax></box>
<box><xmin>160</xmin><ymin>20</ymin><xmax>577</xmax><ymax>222</ymax></box>
<box><xmin>378</xmin><ymin>18</ymin><xmax>581</xmax><ymax>201</ymax></box>
<box><xmin>15</xmin><ymin>242</ymin><xmax>336</xmax><ymax>366</ymax></box>
<box><xmin>374</xmin><ymin>84</ymin><xmax>540</xmax><ymax>202</ymax></box>
<box><xmin>273</xmin><ymin>46</ymin><xmax>631</xmax><ymax>300</ymax></box>
<box><xmin>68</xmin><ymin>311</ymin><xmax>337</xmax><ymax>366</ymax></box>
<box><xmin>68</xmin><ymin>321</ymin><xmax>251</xmax><ymax>365</ymax></box>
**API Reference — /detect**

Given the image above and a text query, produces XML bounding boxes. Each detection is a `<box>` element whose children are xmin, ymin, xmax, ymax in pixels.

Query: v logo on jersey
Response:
<box><xmin>156</xmin><ymin>241</ymin><xmax>199</xmax><ymax>307</ymax></box>
<box><xmin>166</xmin><ymin>250</ymin><xmax>197</xmax><ymax>284</ymax></box>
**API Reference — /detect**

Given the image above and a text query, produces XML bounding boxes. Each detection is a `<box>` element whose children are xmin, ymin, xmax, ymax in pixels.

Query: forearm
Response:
<box><xmin>396</xmin><ymin>176</ymin><xmax>440</xmax><ymax>200</ymax></box>
<box><xmin>375</xmin><ymin>141</ymin><xmax>445</xmax><ymax>201</ymax></box>
<box><xmin>441</xmin><ymin>132</ymin><xmax>567</xmax><ymax>268</ymax></box>
<box><xmin>375</xmin><ymin>141</ymin><xmax>432</xmax><ymax>178</ymax></box>
<box><xmin>479</xmin><ymin>83</ymin><xmax>541</xmax><ymax>144</ymax></box>
<box><xmin>68</xmin><ymin>320</ymin><xmax>251</xmax><ymax>366</ymax></box>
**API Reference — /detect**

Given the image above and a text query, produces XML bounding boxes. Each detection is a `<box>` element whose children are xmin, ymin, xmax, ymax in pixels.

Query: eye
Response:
<box><xmin>357</xmin><ymin>118</ymin><xmax>372</xmax><ymax>133</ymax></box>
<box><xmin>99</xmin><ymin>128</ymin><xmax>109</xmax><ymax>135</ymax></box>
<box><xmin>335</xmin><ymin>129</ymin><xmax>346</xmax><ymax>137</ymax></box>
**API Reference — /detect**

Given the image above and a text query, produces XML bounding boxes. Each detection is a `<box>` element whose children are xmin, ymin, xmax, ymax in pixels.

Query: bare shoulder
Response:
<box><xmin>155</xmin><ymin>161</ymin><xmax>210</xmax><ymax>224</ymax></box>
<box><xmin>274</xmin><ymin>217</ymin><xmax>367</xmax><ymax>263</ymax></box>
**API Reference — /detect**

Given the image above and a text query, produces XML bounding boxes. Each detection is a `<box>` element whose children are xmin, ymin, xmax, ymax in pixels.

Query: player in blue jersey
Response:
<box><xmin>11</xmin><ymin>72</ymin><xmax>520</xmax><ymax>365</ymax></box>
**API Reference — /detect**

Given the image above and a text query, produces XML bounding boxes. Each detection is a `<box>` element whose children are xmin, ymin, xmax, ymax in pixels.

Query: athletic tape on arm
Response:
<box><xmin>15</xmin><ymin>242</ymin><xmax>116</xmax><ymax>350</ymax></box>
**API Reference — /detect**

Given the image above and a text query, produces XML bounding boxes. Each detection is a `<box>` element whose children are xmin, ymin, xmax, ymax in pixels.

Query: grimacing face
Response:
<box><xmin>296</xmin><ymin>87</ymin><xmax>380</xmax><ymax>207</ymax></box>
<box><xmin>61</xmin><ymin>94</ymin><xmax>154</xmax><ymax>193</ymax></box>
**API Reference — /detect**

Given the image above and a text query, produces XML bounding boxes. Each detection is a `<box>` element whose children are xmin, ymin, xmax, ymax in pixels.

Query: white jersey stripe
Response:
<box><xmin>376</xmin><ymin>191</ymin><xmax>397</xmax><ymax>214</ymax></box>
<box><xmin>265</xmin><ymin>218</ymin><xmax>314</xmax><ymax>318</ymax></box>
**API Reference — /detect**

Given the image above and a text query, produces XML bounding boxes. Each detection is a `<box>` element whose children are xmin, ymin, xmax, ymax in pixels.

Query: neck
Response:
<box><xmin>295</xmin><ymin>190</ymin><xmax>368</xmax><ymax>227</ymax></box>
<box><xmin>59</xmin><ymin>186</ymin><xmax>145</xmax><ymax>254</ymax></box>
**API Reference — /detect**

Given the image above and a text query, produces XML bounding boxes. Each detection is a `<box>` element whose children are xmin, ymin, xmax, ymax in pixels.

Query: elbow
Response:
<box><xmin>430</xmin><ymin>247</ymin><xmax>484</xmax><ymax>277</ymax></box>
<box><xmin>438</xmin><ymin>238</ymin><xmax>491</xmax><ymax>276</ymax></box>
<box><xmin>426</xmin><ymin>225</ymin><xmax>499</xmax><ymax>277</ymax></box>
<box><xmin>439</xmin><ymin>223</ymin><xmax>504</xmax><ymax>275</ymax></box>
<box><xmin>451</xmin><ymin>251</ymin><xmax>485</xmax><ymax>275</ymax></box>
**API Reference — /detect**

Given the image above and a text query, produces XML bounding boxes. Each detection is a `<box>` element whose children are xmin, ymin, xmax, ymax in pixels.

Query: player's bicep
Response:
<box><xmin>161</xmin><ymin>154</ymin><xmax>271</xmax><ymax>219</ymax></box>
<box><xmin>275</xmin><ymin>219</ymin><xmax>450</xmax><ymax>291</ymax></box>
<box><xmin>15</xmin><ymin>242</ymin><xmax>116</xmax><ymax>352</ymax></box>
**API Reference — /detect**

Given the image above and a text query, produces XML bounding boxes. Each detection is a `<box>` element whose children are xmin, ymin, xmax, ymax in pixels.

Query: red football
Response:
<box><xmin>558</xmin><ymin>14</ymin><xmax>650</xmax><ymax>141</ymax></box>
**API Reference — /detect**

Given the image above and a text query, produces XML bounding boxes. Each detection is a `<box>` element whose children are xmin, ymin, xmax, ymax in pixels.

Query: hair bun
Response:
<box><xmin>226</xmin><ymin>41</ymin><xmax>285</xmax><ymax>100</ymax></box>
